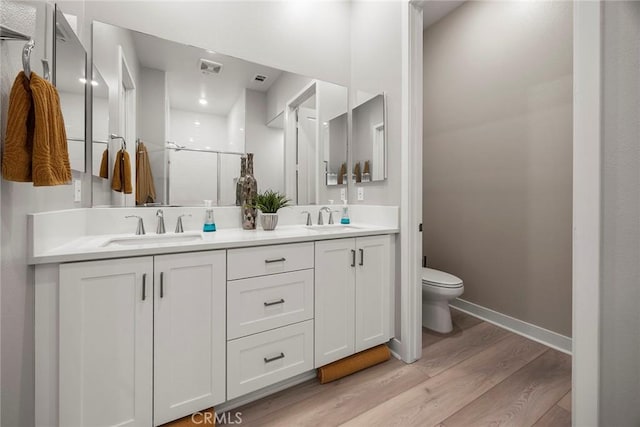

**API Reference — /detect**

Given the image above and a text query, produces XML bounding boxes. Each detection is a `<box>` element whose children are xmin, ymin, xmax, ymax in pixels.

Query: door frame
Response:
<box><xmin>410</xmin><ymin>1</ymin><xmax>603</xmax><ymax>424</ymax></box>
<box><xmin>117</xmin><ymin>45</ymin><xmax>136</xmax><ymax>206</ymax></box>
<box><xmin>284</xmin><ymin>81</ymin><xmax>317</xmax><ymax>205</ymax></box>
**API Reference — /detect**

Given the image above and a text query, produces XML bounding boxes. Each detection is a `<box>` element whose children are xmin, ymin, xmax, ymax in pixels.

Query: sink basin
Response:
<box><xmin>102</xmin><ymin>233</ymin><xmax>203</xmax><ymax>247</ymax></box>
<box><xmin>306</xmin><ymin>225</ymin><xmax>361</xmax><ymax>232</ymax></box>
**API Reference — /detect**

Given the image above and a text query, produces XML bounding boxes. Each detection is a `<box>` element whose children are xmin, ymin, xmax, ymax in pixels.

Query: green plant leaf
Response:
<box><xmin>251</xmin><ymin>189</ymin><xmax>291</xmax><ymax>213</ymax></box>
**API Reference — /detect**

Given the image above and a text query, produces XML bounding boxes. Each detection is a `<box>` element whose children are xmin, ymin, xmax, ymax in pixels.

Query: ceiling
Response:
<box><xmin>132</xmin><ymin>31</ymin><xmax>283</xmax><ymax>116</ymax></box>
<box><xmin>422</xmin><ymin>1</ymin><xmax>466</xmax><ymax>29</ymax></box>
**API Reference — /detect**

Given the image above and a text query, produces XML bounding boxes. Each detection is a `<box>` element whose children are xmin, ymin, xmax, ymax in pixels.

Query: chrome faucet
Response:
<box><xmin>301</xmin><ymin>211</ymin><xmax>312</xmax><ymax>226</ymax></box>
<box><xmin>156</xmin><ymin>209</ymin><xmax>166</xmax><ymax>234</ymax></box>
<box><xmin>125</xmin><ymin>215</ymin><xmax>145</xmax><ymax>235</ymax></box>
<box><xmin>175</xmin><ymin>214</ymin><xmax>191</xmax><ymax>233</ymax></box>
<box><xmin>318</xmin><ymin>207</ymin><xmax>332</xmax><ymax>225</ymax></box>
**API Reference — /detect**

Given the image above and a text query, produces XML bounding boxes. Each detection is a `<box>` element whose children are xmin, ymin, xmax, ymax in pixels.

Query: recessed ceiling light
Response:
<box><xmin>239</xmin><ymin>128</ymin><xmax>244</xmax><ymax>132</ymax></box>
<box><xmin>199</xmin><ymin>98</ymin><xmax>208</xmax><ymax>106</ymax></box>
<box><xmin>194</xmin><ymin>121</ymin><xmax>200</xmax><ymax>126</ymax></box>
<box><xmin>78</xmin><ymin>78</ymin><xmax>87</xmax><ymax>84</ymax></box>
<box><xmin>205</xmin><ymin>146</ymin><xmax>211</xmax><ymax>150</ymax></box>
<box><xmin>189</xmin><ymin>137</ymin><xmax>194</xmax><ymax>142</ymax></box>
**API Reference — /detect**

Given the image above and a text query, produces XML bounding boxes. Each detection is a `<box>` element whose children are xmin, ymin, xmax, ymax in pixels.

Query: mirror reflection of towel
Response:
<box><xmin>111</xmin><ymin>149</ymin><xmax>132</xmax><ymax>193</ymax></box>
<box><xmin>135</xmin><ymin>142</ymin><xmax>156</xmax><ymax>205</ymax></box>
<box><xmin>99</xmin><ymin>148</ymin><xmax>108</xmax><ymax>179</ymax></box>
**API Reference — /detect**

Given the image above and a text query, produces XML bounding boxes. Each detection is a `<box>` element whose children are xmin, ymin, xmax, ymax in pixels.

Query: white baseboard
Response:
<box><xmin>450</xmin><ymin>298</ymin><xmax>572</xmax><ymax>355</ymax></box>
<box><xmin>215</xmin><ymin>370</ymin><xmax>317</xmax><ymax>413</ymax></box>
<box><xmin>388</xmin><ymin>338</ymin><xmax>403</xmax><ymax>361</ymax></box>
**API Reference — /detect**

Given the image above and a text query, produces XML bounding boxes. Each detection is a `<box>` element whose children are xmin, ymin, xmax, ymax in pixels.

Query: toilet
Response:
<box><xmin>422</xmin><ymin>268</ymin><xmax>464</xmax><ymax>333</ymax></box>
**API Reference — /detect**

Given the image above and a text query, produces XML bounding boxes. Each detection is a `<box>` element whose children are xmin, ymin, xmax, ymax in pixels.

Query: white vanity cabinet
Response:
<box><xmin>58</xmin><ymin>251</ymin><xmax>226</xmax><ymax>427</ymax></box>
<box><xmin>226</xmin><ymin>243</ymin><xmax>315</xmax><ymax>399</ymax></box>
<box><xmin>314</xmin><ymin>235</ymin><xmax>394</xmax><ymax>367</ymax></box>
<box><xmin>153</xmin><ymin>251</ymin><xmax>226</xmax><ymax>425</ymax></box>
<box><xmin>59</xmin><ymin>257</ymin><xmax>154</xmax><ymax>427</ymax></box>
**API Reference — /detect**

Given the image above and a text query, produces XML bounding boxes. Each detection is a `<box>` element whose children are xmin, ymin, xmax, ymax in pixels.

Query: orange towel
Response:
<box><xmin>135</xmin><ymin>142</ymin><xmax>156</xmax><ymax>205</ymax></box>
<box><xmin>2</xmin><ymin>71</ymin><xmax>35</xmax><ymax>182</ymax></box>
<box><xmin>112</xmin><ymin>149</ymin><xmax>132</xmax><ymax>194</ymax></box>
<box><xmin>99</xmin><ymin>148</ymin><xmax>109</xmax><ymax>179</ymax></box>
<box><xmin>30</xmin><ymin>72</ymin><xmax>72</xmax><ymax>186</ymax></box>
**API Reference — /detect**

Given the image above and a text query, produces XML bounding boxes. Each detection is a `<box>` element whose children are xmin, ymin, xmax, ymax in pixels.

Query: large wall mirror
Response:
<box><xmin>54</xmin><ymin>6</ymin><xmax>86</xmax><ymax>173</ymax></box>
<box><xmin>351</xmin><ymin>92</ymin><xmax>387</xmax><ymax>183</ymax></box>
<box><xmin>91</xmin><ymin>21</ymin><xmax>348</xmax><ymax>207</ymax></box>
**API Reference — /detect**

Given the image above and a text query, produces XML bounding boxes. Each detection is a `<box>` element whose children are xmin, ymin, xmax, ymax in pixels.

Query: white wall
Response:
<box><xmin>0</xmin><ymin>2</ymin><xmax>92</xmax><ymax>426</ymax></box>
<box><xmin>170</xmin><ymin>109</ymin><xmax>229</xmax><ymax>151</ymax></box>
<box><xmin>600</xmin><ymin>1</ymin><xmax>640</xmax><ymax>424</ymax></box>
<box><xmin>92</xmin><ymin>20</ymin><xmax>141</xmax><ymax>206</ymax></box>
<box><xmin>245</xmin><ymin>89</ymin><xmax>284</xmax><ymax>194</ymax></box>
<box><xmin>266</xmin><ymin>72</ymin><xmax>313</xmax><ymax>123</ymax></box>
<box><xmin>58</xmin><ymin>91</ymin><xmax>86</xmax><ymax>173</ymax></box>
<box><xmin>139</xmin><ymin>67</ymin><xmax>166</xmax><ymax>204</ymax></box>
<box><xmin>227</xmin><ymin>91</ymin><xmax>246</xmax><ymax>153</ymax></box>
<box><xmin>349</xmin><ymin>1</ymin><xmax>402</xmax><ymax>206</ymax></box>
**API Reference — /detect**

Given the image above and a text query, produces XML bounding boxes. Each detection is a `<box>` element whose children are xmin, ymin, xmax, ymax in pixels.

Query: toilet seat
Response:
<box><xmin>422</xmin><ymin>268</ymin><xmax>463</xmax><ymax>289</ymax></box>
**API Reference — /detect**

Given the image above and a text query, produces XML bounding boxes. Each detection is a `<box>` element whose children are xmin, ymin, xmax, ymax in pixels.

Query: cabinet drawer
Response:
<box><xmin>227</xmin><ymin>243</ymin><xmax>314</xmax><ymax>280</ymax></box>
<box><xmin>228</xmin><ymin>270</ymin><xmax>314</xmax><ymax>339</ymax></box>
<box><xmin>227</xmin><ymin>320</ymin><xmax>314</xmax><ymax>399</ymax></box>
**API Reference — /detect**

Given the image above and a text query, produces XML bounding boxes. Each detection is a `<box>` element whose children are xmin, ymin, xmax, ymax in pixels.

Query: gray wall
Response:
<box><xmin>422</xmin><ymin>1</ymin><xmax>573</xmax><ymax>337</ymax></box>
<box><xmin>600</xmin><ymin>1</ymin><xmax>640</xmax><ymax>425</ymax></box>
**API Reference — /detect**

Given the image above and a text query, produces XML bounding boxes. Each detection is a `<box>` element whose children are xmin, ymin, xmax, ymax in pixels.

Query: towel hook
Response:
<box><xmin>22</xmin><ymin>39</ymin><xmax>35</xmax><ymax>78</ymax></box>
<box><xmin>110</xmin><ymin>133</ymin><xmax>127</xmax><ymax>151</ymax></box>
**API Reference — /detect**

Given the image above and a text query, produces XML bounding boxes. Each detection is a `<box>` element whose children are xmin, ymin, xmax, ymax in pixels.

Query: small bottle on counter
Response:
<box><xmin>340</xmin><ymin>200</ymin><xmax>350</xmax><ymax>225</ymax></box>
<box><xmin>203</xmin><ymin>200</ymin><xmax>217</xmax><ymax>232</ymax></box>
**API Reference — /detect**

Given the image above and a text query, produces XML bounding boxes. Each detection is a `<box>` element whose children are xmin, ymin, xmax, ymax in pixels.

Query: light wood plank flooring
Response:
<box><xmin>220</xmin><ymin>309</ymin><xmax>571</xmax><ymax>427</ymax></box>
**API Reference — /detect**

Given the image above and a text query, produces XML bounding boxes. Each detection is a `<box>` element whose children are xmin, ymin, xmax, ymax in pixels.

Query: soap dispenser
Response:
<box><xmin>203</xmin><ymin>200</ymin><xmax>217</xmax><ymax>232</ymax></box>
<box><xmin>340</xmin><ymin>200</ymin><xmax>350</xmax><ymax>225</ymax></box>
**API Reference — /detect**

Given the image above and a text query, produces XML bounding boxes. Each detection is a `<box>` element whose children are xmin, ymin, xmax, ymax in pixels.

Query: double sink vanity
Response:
<box><xmin>31</xmin><ymin>205</ymin><xmax>398</xmax><ymax>426</ymax></box>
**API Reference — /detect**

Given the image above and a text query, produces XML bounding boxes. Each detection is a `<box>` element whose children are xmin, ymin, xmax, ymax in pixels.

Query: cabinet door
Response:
<box><xmin>59</xmin><ymin>257</ymin><xmax>153</xmax><ymax>427</ymax></box>
<box><xmin>154</xmin><ymin>251</ymin><xmax>226</xmax><ymax>426</ymax></box>
<box><xmin>314</xmin><ymin>238</ymin><xmax>356</xmax><ymax>367</ymax></box>
<box><xmin>355</xmin><ymin>235</ymin><xmax>393</xmax><ymax>352</ymax></box>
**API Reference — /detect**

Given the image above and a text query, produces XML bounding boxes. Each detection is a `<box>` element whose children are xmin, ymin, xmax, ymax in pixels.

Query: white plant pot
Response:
<box><xmin>260</xmin><ymin>213</ymin><xmax>279</xmax><ymax>231</ymax></box>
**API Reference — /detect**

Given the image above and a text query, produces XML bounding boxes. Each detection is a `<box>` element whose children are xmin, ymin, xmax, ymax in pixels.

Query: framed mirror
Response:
<box><xmin>351</xmin><ymin>93</ymin><xmax>387</xmax><ymax>183</ymax></box>
<box><xmin>91</xmin><ymin>21</ymin><xmax>348</xmax><ymax>207</ymax></box>
<box><xmin>54</xmin><ymin>6</ymin><xmax>86</xmax><ymax>173</ymax></box>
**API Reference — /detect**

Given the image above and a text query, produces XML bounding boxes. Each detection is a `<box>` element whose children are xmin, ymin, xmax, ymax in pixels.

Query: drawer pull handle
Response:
<box><xmin>359</xmin><ymin>248</ymin><xmax>364</xmax><ymax>266</ymax></box>
<box><xmin>264</xmin><ymin>352</ymin><xmax>285</xmax><ymax>363</ymax></box>
<box><xmin>351</xmin><ymin>249</ymin><xmax>356</xmax><ymax>267</ymax></box>
<box><xmin>265</xmin><ymin>257</ymin><xmax>286</xmax><ymax>264</ymax></box>
<box><xmin>264</xmin><ymin>298</ymin><xmax>285</xmax><ymax>307</ymax></box>
<box><xmin>142</xmin><ymin>273</ymin><xmax>147</xmax><ymax>301</ymax></box>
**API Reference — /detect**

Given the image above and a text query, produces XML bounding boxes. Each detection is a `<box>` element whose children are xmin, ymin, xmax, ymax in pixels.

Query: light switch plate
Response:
<box><xmin>357</xmin><ymin>187</ymin><xmax>364</xmax><ymax>201</ymax></box>
<box><xmin>340</xmin><ymin>188</ymin><xmax>346</xmax><ymax>201</ymax></box>
<box><xmin>73</xmin><ymin>179</ymin><xmax>82</xmax><ymax>202</ymax></box>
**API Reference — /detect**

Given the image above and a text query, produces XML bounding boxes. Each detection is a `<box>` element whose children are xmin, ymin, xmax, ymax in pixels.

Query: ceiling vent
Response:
<box><xmin>253</xmin><ymin>74</ymin><xmax>268</xmax><ymax>83</ymax></box>
<box><xmin>199</xmin><ymin>59</ymin><xmax>223</xmax><ymax>75</ymax></box>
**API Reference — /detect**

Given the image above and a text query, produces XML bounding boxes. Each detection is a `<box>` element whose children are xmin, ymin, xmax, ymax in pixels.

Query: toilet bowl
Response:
<box><xmin>422</xmin><ymin>268</ymin><xmax>464</xmax><ymax>333</ymax></box>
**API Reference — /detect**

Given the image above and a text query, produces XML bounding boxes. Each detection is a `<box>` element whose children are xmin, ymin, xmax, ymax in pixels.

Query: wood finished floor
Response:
<box><xmin>219</xmin><ymin>309</ymin><xmax>571</xmax><ymax>427</ymax></box>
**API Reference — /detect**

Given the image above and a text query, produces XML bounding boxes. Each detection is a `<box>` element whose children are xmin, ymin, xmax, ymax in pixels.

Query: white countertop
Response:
<box><xmin>29</xmin><ymin>223</ymin><xmax>399</xmax><ymax>265</ymax></box>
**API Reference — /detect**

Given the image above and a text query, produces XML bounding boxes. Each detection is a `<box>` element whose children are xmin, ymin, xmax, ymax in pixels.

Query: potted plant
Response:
<box><xmin>252</xmin><ymin>190</ymin><xmax>291</xmax><ymax>231</ymax></box>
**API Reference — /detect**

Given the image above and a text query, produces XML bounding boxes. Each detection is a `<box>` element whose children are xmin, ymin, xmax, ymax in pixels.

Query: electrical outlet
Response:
<box><xmin>340</xmin><ymin>188</ymin><xmax>346</xmax><ymax>201</ymax></box>
<box><xmin>74</xmin><ymin>179</ymin><xmax>82</xmax><ymax>202</ymax></box>
<box><xmin>357</xmin><ymin>187</ymin><xmax>364</xmax><ymax>201</ymax></box>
